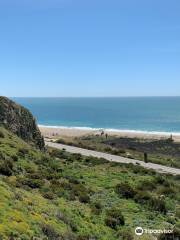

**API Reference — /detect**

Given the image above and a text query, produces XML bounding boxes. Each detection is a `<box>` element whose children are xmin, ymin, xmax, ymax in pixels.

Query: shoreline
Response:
<box><xmin>39</xmin><ymin>125</ymin><xmax>180</xmax><ymax>142</ymax></box>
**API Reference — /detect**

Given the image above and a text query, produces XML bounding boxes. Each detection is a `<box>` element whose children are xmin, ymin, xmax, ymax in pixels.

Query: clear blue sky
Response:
<box><xmin>0</xmin><ymin>0</ymin><xmax>179</xmax><ymax>97</ymax></box>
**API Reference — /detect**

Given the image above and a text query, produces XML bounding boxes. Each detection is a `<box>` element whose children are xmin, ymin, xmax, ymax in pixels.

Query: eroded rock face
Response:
<box><xmin>0</xmin><ymin>96</ymin><xmax>45</xmax><ymax>150</ymax></box>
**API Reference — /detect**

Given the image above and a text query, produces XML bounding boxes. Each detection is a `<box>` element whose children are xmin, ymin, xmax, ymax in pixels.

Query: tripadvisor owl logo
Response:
<box><xmin>135</xmin><ymin>227</ymin><xmax>144</xmax><ymax>236</ymax></box>
<box><xmin>135</xmin><ymin>227</ymin><xmax>174</xmax><ymax>236</ymax></box>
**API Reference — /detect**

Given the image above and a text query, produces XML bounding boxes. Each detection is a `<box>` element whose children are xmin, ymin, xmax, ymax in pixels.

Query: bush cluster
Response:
<box><xmin>117</xmin><ymin>228</ymin><xmax>133</xmax><ymax>240</ymax></box>
<box><xmin>42</xmin><ymin>224</ymin><xmax>61</xmax><ymax>240</ymax></box>
<box><xmin>21</xmin><ymin>178</ymin><xmax>44</xmax><ymax>189</ymax></box>
<box><xmin>70</xmin><ymin>182</ymin><xmax>91</xmax><ymax>203</ymax></box>
<box><xmin>0</xmin><ymin>131</ymin><xmax>5</xmax><ymax>138</ymax></box>
<box><xmin>91</xmin><ymin>201</ymin><xmax>102</xmax><ymax>215</ymax></box>
<box><xmin>18</xmin><ymin>148</ymin><xmax>29</xmax><ymax>157</ymax></box>
<box><xmin>105</xmin><ymin>207</ymin><xmax>125</xmax><ymax>229</ymax></box>
<box><xmin>115</xmin><ymin>183</ymin><xmax>136</xmax><ymax>199</ymax></box>
<box><xmin>115</xmin><ymin>182</ymin><xmax>167</xmax><ymax>214</ymax></box>
<box><xmin>84</xmin><ymin>156</ymin><xmax>108</xmax><ymax>165</ymax></box>
<box><xmin>0</xmin><ymin>159</ymin><xmax>14</xmax><ymax>176</ymax></box>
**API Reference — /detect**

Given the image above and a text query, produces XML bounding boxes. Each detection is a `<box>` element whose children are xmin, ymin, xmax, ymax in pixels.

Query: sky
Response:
<box><xmin>0</xmin><ymin>0</ymin><xmax>180</xmax><ymax>97</ymax></box>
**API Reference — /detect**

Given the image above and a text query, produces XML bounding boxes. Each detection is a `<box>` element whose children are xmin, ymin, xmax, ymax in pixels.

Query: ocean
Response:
<box><xmin>13</xmin><ymin>97</ymin><xmax>180</xmax><ymax>134</ymax></box>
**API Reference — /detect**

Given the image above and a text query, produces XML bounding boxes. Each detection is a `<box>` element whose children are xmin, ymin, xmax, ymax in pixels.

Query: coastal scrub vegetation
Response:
<box><xmin>0</xmin><ymin>126</ymin><xmax>179</xmax><ymax>239</ymax></box>
<box><xmin>55</xmin><ymin>135</ymin><xmax>180</xmax><ymax>168</ymax></box>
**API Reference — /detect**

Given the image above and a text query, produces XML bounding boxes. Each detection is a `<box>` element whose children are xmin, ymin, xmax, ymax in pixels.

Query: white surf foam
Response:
<box><xmin>38</xmin><ymin>124</ymin><xmax>180</xmax><ymax>136</ymax></box>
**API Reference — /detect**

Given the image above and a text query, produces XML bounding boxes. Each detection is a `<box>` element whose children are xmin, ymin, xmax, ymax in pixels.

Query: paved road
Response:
<box><xmin>46</xmin><ymin>141</ymin><xmax>180</xmax><ymax>175</ymax></box>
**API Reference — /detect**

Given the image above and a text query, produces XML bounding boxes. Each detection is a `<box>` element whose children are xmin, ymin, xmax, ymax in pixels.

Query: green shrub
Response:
<box><xmin>71</xmin><ymin>183</ymin><xmax>89</xmax><ymax>196</ymax></box>
<box><xmin>0</xmin><ymin>151</ymin><xmax>5</xmax><ymax>160</ymax></box>
<box><xmin>62</xmin><ymin>232</ymin><xmax>77</xmax><ymax>240</ymax></box>
<box><xmin>117</xmin><ymin>228</ymin><xmax>133</xmax><ymax>240</ymax></box>
<box><xmin>127</xmin><ymin>164</ymin><xmax>144</xmax><ymax>174</ymax></box>
<box><xmin>91</xmin><ymin>201</ymin><xmax>102</xmax><ymax>215</ymax></box>
<box><xmin>47</xmin><ymin>159</ymin><xmax>61</xmax><ymax>172</ymax></box>
<box><xmin>55</xmin><ymin>211</ymin><xmax>78</xmax><ymax>232</ymax></box>
<box><xmin>0</xmin><ymin>159</ymin><xmax>14</xmax><ymax>176</ymax></box>
<box><xmin>158</xmin><ymin>186</ymin><xmax>176</xmax><ymax>197</ymax></box>
<box><xmin>42</xmin><ymin>191</ymin><xmax>55</xmax><ymax>200</ymax></box>
<box><xmin>79</xmin><ymin>193</ymin><xmax>90</xmax><ymax>204</ymax></box>
<box><xmin>11</xmin><ymin>154</ymin><xmax>18</xmax><ymax>162</ymax></box>
<box><xmin>134</xmin><ymin>191</ymin><xmax>167</xmax><ymax>213</ymax></box>
<box><xmin>175</xmin><ymin>207</ymin><xmax>180</xmax><ymax>218</ymax></box>
<box><xmin>149</xmin><ymin>197</ymin><xmax>167</xmax><ymax>214</ymax></box>
<box><xmin>77</xmin><ymin>235</ymin><xmax>97</xmax><ymax>240</ymax></box>
<box><xmin>118</xmin><ymin>149</ymin><xmax>126</xmax><ymax>154</ymax></box>
<box><xmin>27</xmin><ymin>172</ymin><xmax>42</xmax><ymax>179</ymax></box>
<box><xmin>0</xmin><ymin>131</ymin><xmax>5</xmax><ymax>138</ymax></box>
<box><xmin>49</xmin><ymin>148</ymin><xmax>68</xmax><ymax>159</ymax></box>
<box><xmin>104</xmin><ymin>146</ymin><xmax>112</xmax><ymax>152</ymax></box>
<box><xmin>137</xmin><ymin>179</ymin><xmax>156</xmax><ymax>191</ymax></box>
<box><xmin>68</xmin><ymin>192</ymin><xmax>76</xmax><ymax>201</ymax></box>
<box><xmin>115</xmin><ymin>183</ymin><xmax>136</xmax><ymax>199</ymax></box>
<box><xmin>22</xmin><ymin>178</ymin><xmax>44</xmax><ymax>189</ymax></box>
<box><xmin>72</xmin><ymin>153</ymin><xmax>82</xmax><ymax>160</ymax></box>
<box><xmin>51</xmin><ymin>178</ymin><xmax>71</xmax><ymax>191</ymax></box>
<box><xmin>56</xmin><ymin>211</ymin><xmax>69</xmax><ymax>224</ymax></box>
<box><xmin>154</xmin><ymin>175</ymin><xmax>170</xmax><ymax>187</ymax></box>
<box><xmin>18</xmin><ymin>148</ymin><xmax>29</xmax><ymax>157</ymax></box>
<box><xmin>134</xmin><ymin>191</ymin><xmax>151</xmax><ymax>204</ymax></box>
<box><xmin>8</xmin><ymin>142</ymin><xmax>15</xmax><ymax>148</ymax></box>
<box><xmin>67</xmin><ymin>176</ymin><xmax>81</xmax><ymax>185</ymax></box>
<box><xmin>84</xmin><ymin>156</ymin><xmax>108</xmax><ymax>165</ymax></box>
<box><xmin>112</xmin><ymin>149</ymin><xmax>126</xmax><ymax>155</ymax></box>
<box><xmin>42</xmin><ymin>224</ymin><xmax>61</xmax><ymax>240</ymax></box>
<box><xmin>105</xmin><ymin>208</ymin><xmax>125</xmax><ymax>229</ymax></box>
<box><xmin>39</xmin><ymin>155</ymin><xmax>49</xmax><ymax>164</ymax></box>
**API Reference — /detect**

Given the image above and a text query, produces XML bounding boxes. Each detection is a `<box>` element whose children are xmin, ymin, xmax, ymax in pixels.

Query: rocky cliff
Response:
<box><xmin>0</xmin><ymin>96</ymin><xmax>45</xmax><ymax>150</ymax></box>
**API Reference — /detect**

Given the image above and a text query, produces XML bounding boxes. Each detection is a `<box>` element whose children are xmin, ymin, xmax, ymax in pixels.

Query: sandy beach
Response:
<box><xmin>39</xmin><ymin>126</ymin><xmax>180</xmax><ymax>142</ymax></box>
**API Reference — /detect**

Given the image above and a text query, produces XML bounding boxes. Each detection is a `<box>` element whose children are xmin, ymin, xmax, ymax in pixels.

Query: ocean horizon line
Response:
<box><xmin>12</xmin><ymin>96</ymin><xmax>180</xmax><ymax>99</ymax></box>
<box><xmin>38</xmin><ymin>124</ymin><xmax>180</xmax><ymax>136</ymax></box>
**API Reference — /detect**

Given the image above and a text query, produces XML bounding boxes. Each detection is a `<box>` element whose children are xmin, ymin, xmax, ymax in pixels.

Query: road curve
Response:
<box><xmin>46</xmin><ymin>141</ymin><xmax>180</xmax><ymax>176</ymax></box>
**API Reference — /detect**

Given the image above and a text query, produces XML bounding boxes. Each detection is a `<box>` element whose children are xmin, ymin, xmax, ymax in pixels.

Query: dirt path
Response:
<box><xmin>46</xmin><ymin>141</ymin><xmax>180</xmax><ymax>175</ymax></box>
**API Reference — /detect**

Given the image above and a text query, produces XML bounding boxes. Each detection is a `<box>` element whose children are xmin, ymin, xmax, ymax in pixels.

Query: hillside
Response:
<box><xmin>0</xmin><ymin>126</ymin><xmax>179</xmax><ymax>239</ymax></box>
<box><xmin>0</xmin><ymin>96</ymin><xmax>44</xmax><ymax>150</ymax></box>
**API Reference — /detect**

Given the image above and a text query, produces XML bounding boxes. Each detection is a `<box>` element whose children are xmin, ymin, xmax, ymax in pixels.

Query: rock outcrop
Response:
<box><xmin>0</xmin><ymin>96</ymin><xmax>45</xmax><ymax>150</ymax></box>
